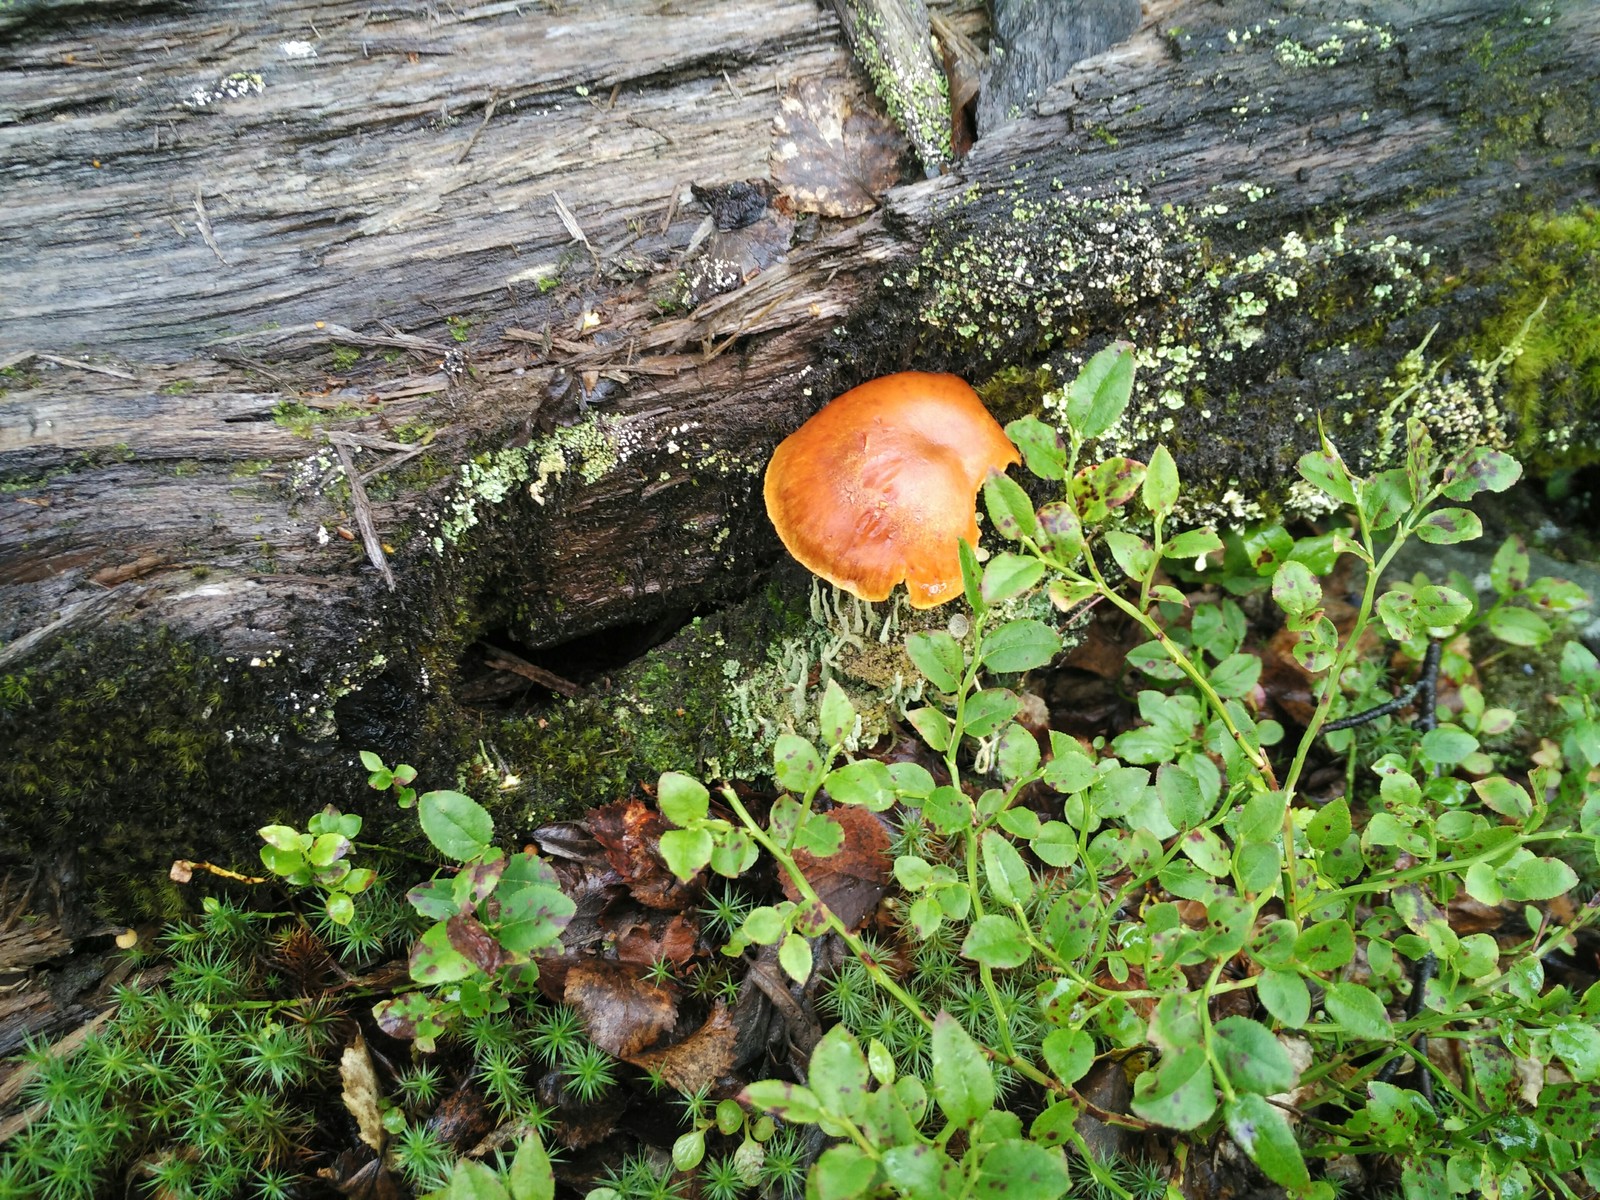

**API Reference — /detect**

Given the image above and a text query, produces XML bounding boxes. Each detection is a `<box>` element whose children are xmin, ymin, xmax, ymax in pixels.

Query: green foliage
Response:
<box><xmin>0</xmin><ymin>917</ymin><xmax>338</xmax><ymax>1199</ymax></box>
<box><xmin>357</xmin><ymin>754</ymin><xmax>577</xmax><ymax>1051</ymax></box>
<box><xmin>659</xmin><ymin>348</ymin><xmax>1599</xmax><ymax>1200</ymax></box>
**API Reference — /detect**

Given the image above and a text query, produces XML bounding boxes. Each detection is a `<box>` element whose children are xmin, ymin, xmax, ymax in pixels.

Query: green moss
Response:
<box><xmin>1466</xmin><ymin>206</ymin><xmax>1600</xmax><ymax>470</ymax></box>
<box><xmin>1454</xmin><ymin>11</ymin><xmax>1590</xmax><ymax>163</ymax></box>
<box><xmin>272</xmin><ymin>401</ymin><xmax>362</xmax><ymax>439</ymax></box>
<box><xmin>330</xmin><ymin>345</ymin><xmax>361</xmax><ymax>371</ymax></box>
<box><xmin>159</xmin><ymin>379</ymin><xmax>198</xmax><ymax>396</ymax></box>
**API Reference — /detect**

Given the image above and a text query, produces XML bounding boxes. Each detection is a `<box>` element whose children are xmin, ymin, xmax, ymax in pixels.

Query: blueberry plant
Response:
<box><xmin>657</xmin><ymin>346</ymin><xmax>1600</xmax><ymax>1200</ymax></box>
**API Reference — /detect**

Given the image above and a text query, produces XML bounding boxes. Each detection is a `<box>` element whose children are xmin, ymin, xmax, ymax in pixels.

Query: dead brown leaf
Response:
<box><xmin>564</xmin><ymin>958</ymin><xmax>678</xmax><ymax>1058</ymax></box>
<box><xmin>589</xmin><ymin>797</ymin><xmax>698</xmax><ymax>910</ymax></box>
<box><xmin>770</xmin><ymin>76</ymin><xmax>903</xmax><ymax>217</ymax></box>
<box><xmin>614</xmin><ymin>911</ymin><xmax>700</xmax><ymax>968</ymax></box>
<box><xmin>781</xmin><ymin>806</ymin><xmax>891</xmax><ymax>933</ymax></box>
<box><xmin>338</xmin><ymin>1035</ymin><xmax>385</xmax><ymax>1155</ymax></box>
<box><xmin>626</xmin><ymin>1000</ymin><xmax>740</xmax><ymax>1095</ymax></box>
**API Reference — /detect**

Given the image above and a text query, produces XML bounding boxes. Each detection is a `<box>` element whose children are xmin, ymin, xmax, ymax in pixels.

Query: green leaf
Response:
<box><xmin>259</xmin><ymin>825</ymin><xmax>309</xmax><ymax>853</ymax></box>
<box><xmin>997</xmin><ymin>723</ymin><xmax>1042</xmax><ymax>783</ymax></box>
<box><xmin>1472</xmin><ymin>776</ymin><xmax>1532</xmax><ymax>820</ymax></box>
<box><xmin>1487</xmin><ymin>606</ymin><xmax>1551</xmax><ymax>647</ymax></box>
<box><xmin>1208</xmin><ymin>653</ymin><xmax>1262</xmax><ymax>700</ymax></box>
<box><xmin>1178</xmin><ymin>829</ymin><xmax>1230</xmax><ymax>876</ymax></box>
<box><xmin>1142</xmin><ymin>445</ymin><xmax>1179</xmax><ymax>514</ymax></box>
<box><xmin>1071</xmin><ymin>458</ymin><xmax>1146</xmax><ymax>524</ymax></box>
<box><xmin>772</xmin><ymin>736</ymin><xmax>823</xmax><ymax>796</ymax></box>
<box><xmin>1030</xmin><ymin>821</ymin><xmax>1078</xmax><ymax>868</ymax></box>
<box><xmin>1295</xmin><ymin>919</ymin><xmax>1355</xmax><ymax>970</ymax></box>
<box><xmin>1416</xmin><ymin>507</ymin><xmax>1483</xmax><ymax>544</ymax></box>
<box><xmin>418</xmin><ymin>791</ymin><xmax>494</xmax><ymax>862</ymax></box>
<box><xmin>324</xmin><ymin>892</ymin><xmax>355</xmax><ymax>926</ymax></box>
<box><xmin>1414</xmin><ymin>584</ymin><xmax>1473</xmax><ymax>631</ymax></box>
<box><xmin>1225</xmin><ymin>1093</ymin><xmax>1310</xmax><ymax>1189</ymax></box>
<box><xmin>981</xmin><ymin>831</ymin><xmax>1034</xmax><ymax>905</ymax></box>
<box><xmin>825</xmin><ymin>759</ymin><xmax>897</xmax><ymax>811</ymax></box>
<box><xmin>1130</xmin><ymin>1046</ymin><xmax>1216</xmax><ymax>1130</ymax></box>
<box><xmin>1258</xmin><ymin>969</ymin><xmax>1310</xmax><ymax>1028</ymax></box>
<box><xmin>975</xmin><ymin>1140</ymin><xmax>1071</xmax><ymax>1200</ymax></box>
<box><xmin>1040</xmin><ymin>1029</ymin><xmax>1096</xmax><ymax>1089</ymax></box>
<box><xmin>1104</xmin><ymin>530</ymin><xmax>1155</xmax><ymax>582</ymax></box>
<box><xmin>906</xmin><ymin>707</ymin><xmax>952</xmax><ymax>752</ymax></box>
<box><xmin>659</xmin><ymin>828</ymin><xmax>713</xmax><ymax>882</ymax></box>
<box><xmin>740</xmin><ymin>1080</ymin><xmax>824</xmax><ymax>1124</ymax></box>
<box><xmin>1065</xmin><ymin>342</ymin><xmax>1136</xmax><ymax>439</ymax></box>
<box><xmin>982</xmin><ymin>552</ymin><xmax>1046</xmax><ymax>605</ymax></box>
<box><xmin>982</xmin><ymin>619</ymin><xmax>1061</xmax><ymax>673</ymax></box>
<box><xmin>409</xmin><ymin>920</ymin><xmax>477</xmax><ymax>985</ymax></box>
<box><xmin>819</xmin><ymin>679</ymin><xmax>856</xmax><ymax>747</ymax></box>
<box><xmin>496</xmin><ymin>854</ymin><xmax>575</xmax><ymax>953</ymax></box>
<box><xmin>1323</xmin><ymin>981</ymin><xmax>1392</xmax><ymax>1039</ymax></box>
<box><xmin>1005</xmin><ymin>415</ymin><xmax>1067</xmax><ymax>481</ymax></box>
<box><xmin>883</xmin><ymin>1144</ymin><xmax>958</xmax><ymax>1200</ymax></box>
<box><xmin>961</xmin><ymin>914</ymin><xmax>1031</xmax><ymax>968</ymax></box>
<box><xmin>509</xmin><ymin>1134</ymin><xmax>554</xmax><ymax>1200</ymax></box>
<box><xmin>1297</xmin><ymin>447</ymin><xmax>1357</xmax><ymax>506</ymax></box>
<box><xmin>907</xmin><ymin>631</ymin><xmax>964</xmax><ymax>692</ymax></box>
<box><xmin>1271</xmin><ymin>560</ymin><xmax>1322</xmax><ymax>619</ymax></box>
<box><xmin>932</xmin><ymin>1012</ymin><xmax>994</xmax><ymax>1126</ymax></box>
<box><xmin>1490</xmin><ymin>535</ymin><xmax>1531</xmax><ymax>594</ymax></box>
<box><xmin>809</xmin><ymin>1025</ymin><xmax>870</xmax><ymax>1119</ymax></box>
<box><xmin>359</xmin><ymin>749</ymin><xmax>385</xmax><ymax>772</ymax></box>
<box><xmin>1550</xmin><ymin>1020</ymin><xmax>1600</xmax><ymax>1082</ymax></box>
<box><xmin>449</xmin><ymin>1161</ymin><xmax>511</xmax><ymax>1200</ymax></box>
<box><xmin>1441</xmin><ymin>446</ymin><xmax>1521</xmax><ymax>500</ymax></box>
<box><xmin>672</xmin><ymin>1129</ymin><xmax>705</xmax><ymax>1173</ymax></box>
<box><xmin>1213</xmin><ymin>1016</ymin><xmax>1299</xmax><ymax>1095</ymax></box>
<box><xmin>1420</xmin><ymin>726</ymin><xmax>1477</xmax><ymax>765</ymax></box>
<box><xmin>812</xmin><ymin>1145</ymin><xmax>877</xmax><ymax>1200</ymax></box>
<box><xmin>1503</xmin><ymin>856</ymin><xmax>1577</xmax><ymax>902</ymax></box>
<box><xmin>1164</xmin><ymin>527</ymin><xmax>1224</xmax><ymax>562</ymax></box>
<box><xmin>1362</xmin><ymin>469</ymin><xmax>1413</xmax><ymax>531</ymax></box>
<box><xmin>963</xmin><ymin>688</ymin><xmax>1020</xmax><ymax>738</ymax></box>
<box><xmin>960</xmin><ymin>539</ymin><xmax>985</xmax><ymax>616</ymax></box>
<box><xmin>740</xmin><ymin>906</ymin><xmax>786</xmax><ymax>945</ymax></box>
<box><xmin>1037</xmin><ymin>503</ymin><xmax>1085</xmax><ymax>561</ymax></box>
<box><xmin>1307</xmin><ymin>798</ymin><xmax>1351</xmax><ymax>852</ymax></box>
<box><xmin>984</xmin><ymin>473</ymin><xmax>1039</xmax><ymax>542</ymax></box>
<box><xmin>778</xmin><ymin>932</ymin><xmax>813</xmax><ymax>984</ymax></box>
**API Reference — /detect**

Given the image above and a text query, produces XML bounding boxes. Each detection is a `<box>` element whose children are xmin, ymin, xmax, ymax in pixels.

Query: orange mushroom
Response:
<box><xmin>763</xmin><ymin>372</ymin><xmax>1020</xmax><ymax>609</ymax></box>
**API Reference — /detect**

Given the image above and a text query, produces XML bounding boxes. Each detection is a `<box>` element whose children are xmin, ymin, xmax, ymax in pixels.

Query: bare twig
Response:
<box><xmin>479</xmin><ymin>644</ymin><xmax>584</xmax><ymax>699</ymax></box>
<box><xmin>329</xmin><ymin>437</ymin><xmax>396</xmax><ymax>591</ymax></box>
<box><xmin>193</xmin><ymin>185</ymin><xmax>230</xmax><ymax>266</ymax></box>
<box><xmin>454</xmin><ymin>89</ymin><xmax>499</xmax><ymax>165</ymax></box>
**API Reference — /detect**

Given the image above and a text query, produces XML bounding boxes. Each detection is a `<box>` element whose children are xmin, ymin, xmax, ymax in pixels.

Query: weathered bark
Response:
<box><xmin>2</xmin><ymin>0</ymin><xmax>1596</xmax><ymax>907</ymax></box>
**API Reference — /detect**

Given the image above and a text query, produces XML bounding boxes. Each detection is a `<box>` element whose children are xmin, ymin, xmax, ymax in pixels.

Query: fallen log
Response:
<box><xmin>2</xmin><ymin>0</ymin><xmax>1596</xmax><ymax>910</ymax></box>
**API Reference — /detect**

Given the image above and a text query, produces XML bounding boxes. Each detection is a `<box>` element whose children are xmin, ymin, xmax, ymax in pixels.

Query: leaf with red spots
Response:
<box><xmin>780</xmin><ymin>806</ymin><xmax>891</xmax><ymax>932</ymax></box>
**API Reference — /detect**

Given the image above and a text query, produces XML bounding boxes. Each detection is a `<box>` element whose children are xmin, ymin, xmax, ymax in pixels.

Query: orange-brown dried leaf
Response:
<box><xmin>781</xmin><ymin>806</ymin><xmax>891</xmax><ymax>933</ymax></box>
<box><xmin>614</xmin><ymin>911</ymin><xmax>700</xmax><ymax>968</ymax></box>
<box><xmin>625</xmin><ymin>999</ymin><xmax>740</xmax><ymax>1095</ymax></box>
<box><xmin>770</xmin><ymin>76</ymin><xmax>903</xmax><ymax>218</ymax></box>
<box><xmin>564</xmin><ymin>958</ymin><xmax>678</xmax><ymax>1058</ymax></box>
<box><xmin>588</xmin><ymin>797</ymin><xmax>697</xmax><ymax>910</ymax></box>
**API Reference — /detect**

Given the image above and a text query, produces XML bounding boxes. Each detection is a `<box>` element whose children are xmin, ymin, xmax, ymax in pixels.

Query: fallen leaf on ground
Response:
<box><xmin>338</xmin><ymin>1035</ymin><xmax>386</xmax><ymax>1154</ymax></box>
<box><xmin>781</xmin><ymin>806</ymin><xmax>890</xmax><ymax>932</ymax></box>
<box><xmin>589</xmin><ymin>797</ymin><xmax>698</xmax><ymax>910</ymax></box>
<box><xmin>626</xmin><ymin>999</ymin><xmax>740</xmax><ymax>1094</ymax></box>
<box><xmin>770</xmin><ymin>76</ymin><xmax>903</xmax><ymax>217</ymax></box>
<box><xmin>565</xmin><ymin>958</ymin><xmax>679</xmax><ymax>1057</ymax></box>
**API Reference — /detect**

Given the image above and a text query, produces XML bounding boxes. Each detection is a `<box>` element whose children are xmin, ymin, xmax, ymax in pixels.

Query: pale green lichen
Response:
<box><xmin>430</xmin><ymin>418</ymin><xmax>618</xmax><ymax>550</ymax></box>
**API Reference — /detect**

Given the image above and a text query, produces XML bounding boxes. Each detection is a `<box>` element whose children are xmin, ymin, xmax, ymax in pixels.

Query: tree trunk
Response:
<box><xmin>2</xmin><ymin>0</ymin><xmax>1596</xmax><ymax>908</ymax></box>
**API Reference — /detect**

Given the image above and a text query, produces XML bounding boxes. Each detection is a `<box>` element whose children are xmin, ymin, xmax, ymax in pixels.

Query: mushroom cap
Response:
<box><xmin>763</xmin><ymin>371</ymin><xmax>1020</xmax><ymax>608</ymax></box>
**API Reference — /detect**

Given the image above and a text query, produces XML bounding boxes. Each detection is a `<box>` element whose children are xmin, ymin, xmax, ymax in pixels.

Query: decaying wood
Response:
<box><xmin>1</xmin><ymin>0</ymin><xmax>1597</xmax><ymax>897</ymax></box>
